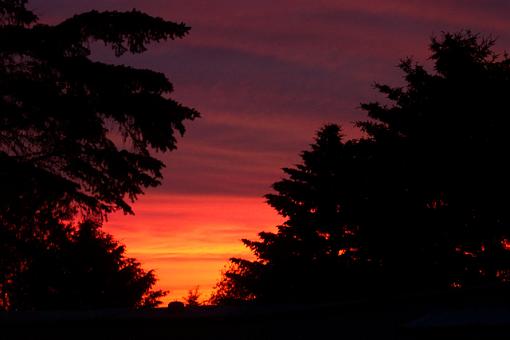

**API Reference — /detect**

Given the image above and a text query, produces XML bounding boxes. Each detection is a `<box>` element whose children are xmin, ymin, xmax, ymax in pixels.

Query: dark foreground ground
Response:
<box><xmin>1</xmin><ymin>287</ymin><xmax>510</xmax><ymax>340</ymax></box>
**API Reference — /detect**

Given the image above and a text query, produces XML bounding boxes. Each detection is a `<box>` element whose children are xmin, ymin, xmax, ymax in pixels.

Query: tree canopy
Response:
<box><xmin>212</xmin><ymin>31</ymin><xmax>510</xmax><ymax>304</ymax></box>
<box><xmin>2</xmin><ymin>220</ymin><xmax>165</xmax><ymax>310</ymax></box>
<box><xmin>0</xmin><ymin>0</ymin><xmax>197</xmax><ymax>310</ymax></box>
<box><xmin>0</xmin><ymin>0</ymin><xmax>199</xmax><ymax>219</ymax></box>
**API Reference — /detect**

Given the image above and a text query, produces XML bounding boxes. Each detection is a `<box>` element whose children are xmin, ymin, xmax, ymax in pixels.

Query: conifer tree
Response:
<box><xmin>213</xmin><ymin>32</ymin><xmax>510</xmax><ymax>304</ymax></box>
<box><xmin>0</xmin><ymin>0</ymin><xmax>197</xmax><ymax>310</ymax></box>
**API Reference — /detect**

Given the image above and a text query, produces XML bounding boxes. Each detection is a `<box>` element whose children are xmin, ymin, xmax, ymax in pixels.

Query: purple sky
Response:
<box><xmin>30</xmin><ymin>0</ymin><xmax>510</xmax><ymax>196</ymax></box>
<box><xmin>31</xmin><ymin>0</ymin><xmax>510</xmax><ymax>197</ymax></box>
<box><xmin>29</xmin><ymin>0</ymin><xmax>510</xmax><ymax>302</ymax></box>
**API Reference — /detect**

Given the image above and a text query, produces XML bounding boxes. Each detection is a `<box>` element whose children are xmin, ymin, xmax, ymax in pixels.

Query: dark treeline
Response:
<box><xmin>212</xmin><ymin>31</ymin><xmax>510</xmax><ymax>304</ymax></box>
<box><xmin>0</xmin><ymin>0</ymin><xmax>198</xmax><ymax>310</ymax></box>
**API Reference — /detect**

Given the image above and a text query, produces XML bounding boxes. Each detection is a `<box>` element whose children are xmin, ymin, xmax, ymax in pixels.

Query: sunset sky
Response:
<box><xmin>31</xmin><ymin>0</ymin><xmax>510</xmax><ymax>304</ymax></box>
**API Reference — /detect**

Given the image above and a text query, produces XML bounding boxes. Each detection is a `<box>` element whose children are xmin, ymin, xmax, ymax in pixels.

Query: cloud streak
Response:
<box><xmin>105</xmin><ymin>194</ymin><xmax>282</xmax><ymax>303</ymax></box>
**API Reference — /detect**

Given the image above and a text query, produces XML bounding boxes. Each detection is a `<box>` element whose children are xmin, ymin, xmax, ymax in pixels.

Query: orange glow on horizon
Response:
<box><xmin>104</xmin><ymin>193</ymin><xmax>282</xmax><ymax>305</ymax></box>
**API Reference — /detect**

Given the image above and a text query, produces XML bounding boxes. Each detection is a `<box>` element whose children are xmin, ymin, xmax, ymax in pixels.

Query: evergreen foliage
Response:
<box><xmin>0</xmin><ymin>0</ymin><xmax>196</xmax><ymax>310</ymax></box>
<box><xmin>212</xmin><ymin>31</ymin><xmax>510</xmax><ymax>304</ymax></box>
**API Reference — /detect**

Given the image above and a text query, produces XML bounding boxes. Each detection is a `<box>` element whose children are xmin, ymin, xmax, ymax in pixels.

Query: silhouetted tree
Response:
<box><xmin>212</xmin><ymin>31</ymin><xmax>510</xmax><ymax>304</ymax></box>
<box><xmin>0</xmin><ymin>1</ymin><xmax>198</xmax><ymax>219</ymax></box>
<box><xmin>212</xmin><ymin>125</ymin><xmax>375</xmax><ymax>303</ymax></box>
<box><xmin>210</xmin><ymin>261</ymin><xmax>258</xmax><ymax>305</ymax></box>
<box><xmin>3</xmin><ymin>219</ymin><xmax>166</xmax><ymax>310</ymax></box>
<box><xmin>355</xmin><ymin>31</ymin><xmax>510</xmax><ymax>292</ymax></box>
<box><xmin>184</xmin><ymin>286</ymin><xmax>201</xmax><ymax>307</ymax></box>
<box><xmin>0</xmin><ymin>1</ymin><xmax>196</xmax><ymax>310</ymax></box>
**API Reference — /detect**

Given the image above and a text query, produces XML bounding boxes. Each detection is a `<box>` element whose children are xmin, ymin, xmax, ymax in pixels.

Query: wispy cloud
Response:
<box><xmin>105</xmin><ymin>194</ymin><xmax>282</xmax><ymax>302</ymax></box>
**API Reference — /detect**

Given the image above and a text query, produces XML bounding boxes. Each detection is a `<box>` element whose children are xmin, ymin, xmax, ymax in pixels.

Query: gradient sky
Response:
<box><xmin>31</xmin><ymin>0</ymin><xmax>510</xmax><ymax>303</ymax></box>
